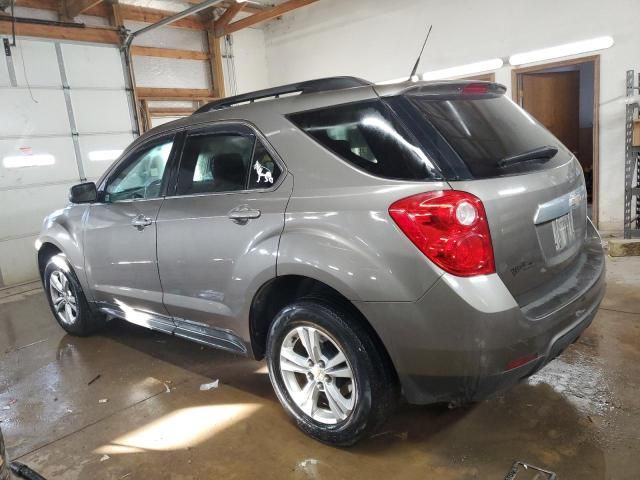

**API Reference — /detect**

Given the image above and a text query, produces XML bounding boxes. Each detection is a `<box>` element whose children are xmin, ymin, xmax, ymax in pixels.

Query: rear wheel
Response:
<box><xmin>266</xmin><ymin>300</ymin><xmax>397</xmax><ymax>446</ymax></box>
<box><xmin>44</xmin><ymin>254</ymin><xmax>105</xmax><ymax>336</ymax></box>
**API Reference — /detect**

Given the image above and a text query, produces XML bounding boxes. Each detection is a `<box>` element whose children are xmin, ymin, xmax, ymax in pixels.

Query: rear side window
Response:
<box><xmin>288</xmin><ymin>100</ymin><xmax>439</xmax><ymax>180</ymax></box>
<box><xmin>176</xmin><ymin>132</ymin><xmax>255</xmax><ymax>195</ymax></box>
<box><xmin>406</xmin><ymin>95</ymin><xmax>568</xmax><ymax>179</ymax></box>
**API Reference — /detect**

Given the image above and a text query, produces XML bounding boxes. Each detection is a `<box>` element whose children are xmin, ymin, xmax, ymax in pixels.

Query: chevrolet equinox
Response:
<box><xmin>37</xmin><ymin>77</ymin><xmax>606</xmax><ymax>446</ymax></box>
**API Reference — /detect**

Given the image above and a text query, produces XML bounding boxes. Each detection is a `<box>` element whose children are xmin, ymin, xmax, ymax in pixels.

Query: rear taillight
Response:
<box><xmin>389</xmin><ymin>191</ymin><xmax>495</xmax><ymax>277</ymax></box>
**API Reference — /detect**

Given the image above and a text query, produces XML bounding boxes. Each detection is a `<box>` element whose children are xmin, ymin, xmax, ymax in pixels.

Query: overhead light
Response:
<box><xmin>89</xmin><ymin>149</ymin><xmax>123</xmax><ymax>162</ymax></box>
<box><xmin>422</xmin><ymin>58</ymin><xmax>504</xmax><ymax>81</ymax></box>
<box><xmin>3</xmin><ymin>154</ymin><xmax>55</xmax><ymax>168</ymax></box>
<box><xmin>509</xmin><ymin>36</ymin><xmax>614</xmax><ymax>66</ymax></box>
<box><xmin>376</xmin><ymin>75</ymin><xmax>419</xmax><ymax>85</ymax></box>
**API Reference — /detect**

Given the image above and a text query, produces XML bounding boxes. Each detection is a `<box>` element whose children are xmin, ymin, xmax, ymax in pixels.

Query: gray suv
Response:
<box><xmin>37</xmin><ymin>77</ymin><xmax>605</xmax><ymax>446</ymax></box>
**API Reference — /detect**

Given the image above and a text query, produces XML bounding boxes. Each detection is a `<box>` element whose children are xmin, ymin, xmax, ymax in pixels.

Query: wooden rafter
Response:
<box><xmin>15</xmin><ymin>0</ymin><xmax>206</xmax><ymax>30</ymax></box>
<box><xmin>213</xmin><ymin>2</ymin><xmax>245</xmax><ymax>37</ymax></box>
<box><xmin>148</xmin><ymin>107</ymin><xmax>196</xmax><ymax>117</ymax></box>
<box><xmin>187</xmin><ymin>0</ymin><xmax>268</xmax><ymax>15</ymax></box>
<box><xmin>136</xmin><ymin>87</ymin><xmax>216</xmax><ymax>101</ymax></box>
<box><xmin>0</xmin><ymin>18</ymin><xmax>119</xmax><ymax>43</ymax></box>
<box><xmin>63</xmin><ymin>0</ymin><xmax>104</xmax><ymax>19</ymax></box>
<box><xmin>131</xmin><ymin>46</ymin><xmax>209</xmax><ymax>61</ymax></box>
<box><xmin>221</xmin><ymin>0</ymin><xmax>318</xmax><ymax>36</ymax></box>
<box><xmin>207</xmin><ymin>31</ymin><xmax>225</xmax><ymax>98</ymax></box>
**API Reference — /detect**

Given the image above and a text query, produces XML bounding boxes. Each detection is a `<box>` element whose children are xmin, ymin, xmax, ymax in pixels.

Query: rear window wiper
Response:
<box><xmin>497</xmin><ymin>145</ymin><xmax>559</xmax><ymax>168</ymax></box>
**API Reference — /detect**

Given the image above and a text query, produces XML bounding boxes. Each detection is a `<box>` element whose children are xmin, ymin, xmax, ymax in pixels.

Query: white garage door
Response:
<box><xmin>0</xmin><ymin>38</ymin><xmax>136</xmax><ymax>287</ymax></box>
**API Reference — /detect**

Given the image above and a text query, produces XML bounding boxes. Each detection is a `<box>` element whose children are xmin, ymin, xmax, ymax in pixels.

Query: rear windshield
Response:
<box><xmin>287</xmin><ymin>100</ymin><xmax>440</xmax><ymax>180</ymax></box>
<box><xmin>404</xmin><ymin>94</ymin><xmax>569</xmax><ymax>179</ymax></box>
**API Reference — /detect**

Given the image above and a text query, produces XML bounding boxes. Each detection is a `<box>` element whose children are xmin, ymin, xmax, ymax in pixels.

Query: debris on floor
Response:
<box><xmin>504</xmin><ymin>461</ymin><xmax>557</xmax><ymax>480</ymax></box>
<box><xmin>98</xmin><ymin>399</ymin><xmax>109</xmax><ymax>404</ymax></box>
<box><xmin>199</xmin><ymin>380</ymin><xmax>219</xmax><ymax>391</ymax></box>
<box><xmin>100</xmin><ymin>455</ymin><xmax>110</xmax><ymax>462</ymax></box>
<box><xmin>88</xmin><ymin>374</ymin><xmax>102</xmax><ymax>386</ymax></box>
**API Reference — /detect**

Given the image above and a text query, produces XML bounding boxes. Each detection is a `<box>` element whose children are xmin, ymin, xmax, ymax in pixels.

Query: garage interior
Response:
<box><xmin>1</xmin><ymin>0</ymin><xmax>640</xmax><ymax>478</ymax></box>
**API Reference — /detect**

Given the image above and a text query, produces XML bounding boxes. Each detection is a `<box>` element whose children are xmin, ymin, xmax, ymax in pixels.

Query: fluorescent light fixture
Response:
<box><xmin>422</xmin><ymin>58</ymin><xmax>504</xmax><ymax>81</ymax></box>
<box><xmin>509</xmin><ymin>36</ymin><xmax>614</xmax><ymax>66</ymax></box>
<box><xmin>3</xmin><ymin>154</ymin><xmax>55</xmax><ymax>168</ymax></box>
<box><xmin>89</xmin><ymin>149</ymin><xmax>123</xmax><ymax>162</ymax></box>
<box><xmin>376</xmin><ymin>75</ymin><xmax>419</xmax><ymax>85</ymax></box>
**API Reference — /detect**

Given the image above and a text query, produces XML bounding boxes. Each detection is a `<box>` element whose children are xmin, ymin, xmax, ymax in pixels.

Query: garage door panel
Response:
<box><xmin>78</xmin><ymin>133</ymin><xmax>134</xmax><ymax>180</ymax></box>
<box><xmin>11</xmin><ymin>40</ymin><xmax>62</xmax><ymax>87</ymax></box>
<box><xmin>0</xmin><ymin>137</ymin><xmax>78</xmax><ymax>189</ymax></box>
<box><xmin>62</xmin><ymin>44</ymin><xmax>125</xmax><ymax>89</ymax></box>
<box><xmin>71</xmin><ymin>90</ymin><xmax>132</xmax><ymax>134</ymax></box>
<box><xmin>0</xmin><ymin>90</ymin><xmax>71</xmax><ymax>137</ymax></box>
<box><xmin>0</xmin><ymin>184</ymin><xmax>71</xmax><ymax>240</ymax></box>
<box><xmin>0</xmin><ymin>235</ymin><xmax>39</xmax><ymax>287</ymax></box>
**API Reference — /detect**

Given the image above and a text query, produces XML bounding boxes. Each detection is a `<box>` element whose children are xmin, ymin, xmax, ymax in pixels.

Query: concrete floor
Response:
<box><xmin>0</xmin><ymin>257</ymin><xmax>638</xmax><ymax>479</ymax></box>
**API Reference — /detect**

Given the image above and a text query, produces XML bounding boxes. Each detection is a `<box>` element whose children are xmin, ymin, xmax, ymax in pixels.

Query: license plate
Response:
<box><xmin>551</xmin><ymin>213</ymin><xmax>575</xmax><ymax>251</ymax></box>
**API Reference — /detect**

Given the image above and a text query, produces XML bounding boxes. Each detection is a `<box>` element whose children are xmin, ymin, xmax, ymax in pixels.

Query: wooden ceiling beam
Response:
<box><xmin>131</xmin><ymin>45</ymin><xmax>209</xmax><ymax>60</ymax></box>
<box><xmin>0</xmin><ymin>18</ymin><xmax>119</xmax><ymax>43</ymax></box>
<box><xmin>15</xmin><ymin>0</ymin><xmax>206</xmax><ymax>30</ymax></box>
<box><xmin>136</xmin><ymin>87</ymin><xmax>217</xmax><ymax>101</ymax></box>
<box><xmin>221</xmin><ymin>0</ymin><xmax>318</xmax><ymax>36</ymax></box>
<box><xmin>186</xmin><ymin>0</ymin><xmax>268</xmax><ymax>15</ymax></box>
<box><xmin>148</xmin><ymin>107</ymin><xmax>196</xmax><ymax>117</ymax></box>
<box><xmin>213</xmin><ymin>2</ymin><xmax>245</xmax><ymax>37</ymax></box>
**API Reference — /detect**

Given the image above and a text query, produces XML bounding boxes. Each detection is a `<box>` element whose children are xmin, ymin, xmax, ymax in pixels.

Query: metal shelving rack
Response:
<box><xmin>624</xmin><ymin>70</ymin><xmax>640</xmax><ymax>238</ymax></box>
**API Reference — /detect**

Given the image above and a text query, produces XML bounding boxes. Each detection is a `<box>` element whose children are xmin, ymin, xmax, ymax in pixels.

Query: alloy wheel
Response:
<box><xmin>49</xmin><ymin>270</ymin><xmax>78</xmax><ymax>325</ymax></box>
<box><xmin>279</xmin><ymin>325</ymin><xmax>356</xmax><ymax>424</ymax></box>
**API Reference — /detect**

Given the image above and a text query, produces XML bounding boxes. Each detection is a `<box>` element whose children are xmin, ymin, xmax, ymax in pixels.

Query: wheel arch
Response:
<box><xmin>248</xmin><ymin>274</ymin><xmax>398</xmax><ymax>382</ymax></box>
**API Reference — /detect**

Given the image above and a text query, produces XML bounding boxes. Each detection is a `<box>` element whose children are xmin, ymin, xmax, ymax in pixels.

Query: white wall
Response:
<box><xmin>264</xmin><ymin>0</ymin><xmax>640</xmax><ymax>231</ymax></box>
<box><xmin>223</xmin><ymin>27</ymin><xmax>270</xmax><ymax>95</ymax></box>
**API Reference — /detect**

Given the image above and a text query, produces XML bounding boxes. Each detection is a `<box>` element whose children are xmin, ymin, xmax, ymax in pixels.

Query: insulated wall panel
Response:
<box><xmin>132</xmin><ymin>57</ymin><xmax>209</xmax><ymax>89</ymax></box>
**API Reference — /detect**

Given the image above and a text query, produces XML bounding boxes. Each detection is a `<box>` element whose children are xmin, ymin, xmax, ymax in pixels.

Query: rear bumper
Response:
<box><xmin>355</xmin><ymin>221</ymin><xmax>606</xmax><ymax>405</ymax></box>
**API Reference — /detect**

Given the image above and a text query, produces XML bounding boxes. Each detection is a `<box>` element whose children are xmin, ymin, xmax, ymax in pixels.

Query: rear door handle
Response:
<box><xmin>131</xmin><ymin>214</ymin><xmax>153</xmax><ymax>230</ymax></box>
<box><xmin>228</xmin><ymin>205</ymin><xmax>261</xmax><ymax>224</ymax></box>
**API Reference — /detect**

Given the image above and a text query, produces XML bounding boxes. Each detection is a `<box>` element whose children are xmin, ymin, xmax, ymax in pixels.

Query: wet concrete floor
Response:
<box><xmin>0</xmin><ymin>256</ymin><xmax>638</xmax><ymax>479</ymax></box>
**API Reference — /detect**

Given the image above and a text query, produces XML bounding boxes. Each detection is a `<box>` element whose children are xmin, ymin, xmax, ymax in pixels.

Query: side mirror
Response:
<box><xmin>69</xmin><ymin>182</ymin><xmax>97</xmax><ymax>204</ymax></box>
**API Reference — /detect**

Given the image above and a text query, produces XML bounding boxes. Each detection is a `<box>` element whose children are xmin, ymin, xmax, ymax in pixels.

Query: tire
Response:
<box><xmin>266</xmin><ymin>299</ymin><xmax>397</xmax><ymax>446</ymax></box>
<box><xmin>43</xmin><ymin>254</ymin><xmax>105</xmax><ymax>336</ymax></box>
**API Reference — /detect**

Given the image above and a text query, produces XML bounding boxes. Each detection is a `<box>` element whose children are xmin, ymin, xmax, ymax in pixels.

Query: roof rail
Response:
<box><xmin>194</xmin><ymin>76</ymin><xmax>372</xmax><ymax>114</ymax></box>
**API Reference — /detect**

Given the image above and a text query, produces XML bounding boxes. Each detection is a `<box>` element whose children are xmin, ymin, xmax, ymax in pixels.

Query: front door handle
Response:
<box><xmin>131</xmin><ymin>214</ymin><xmax>153</xmax><ymax>230</ymax></box>
<box><xmin>228</xmin><ymin>205</ymin><xmax>261</xmax><ymax>224</ymax></box>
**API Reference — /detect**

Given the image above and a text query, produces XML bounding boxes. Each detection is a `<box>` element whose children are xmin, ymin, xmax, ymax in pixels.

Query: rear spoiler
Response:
<box><xmin>375</xmin><ymin>81</ymin><xmax>507</xmax><ymax>99</ymax></box>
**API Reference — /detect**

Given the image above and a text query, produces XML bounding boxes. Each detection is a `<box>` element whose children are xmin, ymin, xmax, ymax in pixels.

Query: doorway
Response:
<box><xmin>512</xmin><ymin>56</ymin><xmax>599</xmax><ymax>225</ymax></box>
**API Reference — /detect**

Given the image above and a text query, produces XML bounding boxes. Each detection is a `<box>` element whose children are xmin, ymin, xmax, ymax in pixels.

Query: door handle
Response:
<box><xmin>131</xmin><ymin>214</ymin><xmax>153</xmax><ymax>230</ymax></box>
<box><xmin>228</xmin><ymin>205</ymin><xmax>261</xmax><ymax>224</ymax></box>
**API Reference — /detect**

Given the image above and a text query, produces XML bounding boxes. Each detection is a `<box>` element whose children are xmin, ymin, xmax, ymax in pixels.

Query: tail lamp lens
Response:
<box><xmin>389</xmin><ymin>191</ymin><xmax>495</xmax><ymax>276</ymax></box>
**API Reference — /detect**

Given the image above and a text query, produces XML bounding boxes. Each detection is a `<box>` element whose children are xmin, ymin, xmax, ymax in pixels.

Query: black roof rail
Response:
<box><xmin>193</xmin><ymin>76</ymin><xmax>372</xmax><ymax>114</ymax></box>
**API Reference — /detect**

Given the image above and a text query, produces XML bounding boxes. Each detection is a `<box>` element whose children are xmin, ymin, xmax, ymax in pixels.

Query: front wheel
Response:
<box><xmin>43</xmin><ymin>254</ymin><xmax>105</xmax><ymax>336</ymax></box>
<box><xmin>266</xmin><ymin>300</ymin><xmax>397</xmax><ymax>446</ymax></box>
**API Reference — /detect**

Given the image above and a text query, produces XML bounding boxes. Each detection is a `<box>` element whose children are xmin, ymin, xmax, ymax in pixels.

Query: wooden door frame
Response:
<box><xmin>511</xmin><ymin>55</ymin><xmax>600</xmax><ymax>227</ymax></box>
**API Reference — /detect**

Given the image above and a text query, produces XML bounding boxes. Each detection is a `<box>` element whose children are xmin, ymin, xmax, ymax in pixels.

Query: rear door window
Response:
<box><xmin>288</xmin><ymin>100</ymin><xmax>440</xmax><ymax>180</ymax></box>
<box><xmin>176</xmin><ymin>131</ymin><xmax>255</xmax><ymax>195</ymax></box>
<box><xmin>405</xmin><ymin>94</ymin><xmax>569</xmax><ymax>179</ymax></box>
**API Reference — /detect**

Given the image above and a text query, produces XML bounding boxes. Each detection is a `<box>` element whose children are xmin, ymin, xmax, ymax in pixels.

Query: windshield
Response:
<box><xmin>393</xmin><ymin>94</ymin><xmax>571</xmax><ymax>179</ymax></box>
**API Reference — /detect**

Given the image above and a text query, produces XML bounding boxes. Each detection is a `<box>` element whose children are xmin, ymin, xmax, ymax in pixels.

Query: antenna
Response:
<box><xmin>408</xmin><ymin>25</ymin><xmax>433</xmax><ymax>81</ymax></box>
